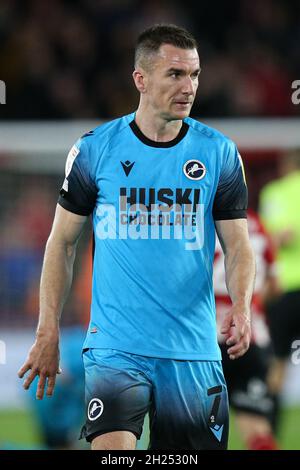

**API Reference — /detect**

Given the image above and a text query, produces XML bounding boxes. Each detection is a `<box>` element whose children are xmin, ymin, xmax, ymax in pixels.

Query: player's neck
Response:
<box><xmin>135</xmin><ymin>109</ymin><xmax>183</xmax><ymax>143</ymax></box>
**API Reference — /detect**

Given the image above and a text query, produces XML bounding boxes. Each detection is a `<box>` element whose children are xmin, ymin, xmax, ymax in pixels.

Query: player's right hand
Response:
<box><xmin>18</xmin><ymin>334</ymin><xmax>61</xmax><ymax>400</ymax></box>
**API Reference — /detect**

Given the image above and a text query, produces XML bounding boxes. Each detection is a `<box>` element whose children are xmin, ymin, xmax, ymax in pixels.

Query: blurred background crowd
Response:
<box><xmin>1</xmin><ymin>0</ymin><xmax>300</xmax><ymax>119</ymax></box>
<box><xmin>0</xmin><ymin>0</ymin><xmax>300</xmax><ymax>451</ymax></box>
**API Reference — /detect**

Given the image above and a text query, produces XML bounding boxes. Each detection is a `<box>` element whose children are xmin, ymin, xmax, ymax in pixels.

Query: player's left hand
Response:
<box><xmin>220</xmin><ymin>303</ymin><xmax>251</xmax><ymax>360</ymax></box>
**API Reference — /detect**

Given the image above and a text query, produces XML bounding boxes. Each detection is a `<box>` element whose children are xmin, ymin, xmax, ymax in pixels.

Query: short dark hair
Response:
<box><xmin>134</xmin><ymin>24</ymin><xmax>198</xmax><ymax>70</ymax></box>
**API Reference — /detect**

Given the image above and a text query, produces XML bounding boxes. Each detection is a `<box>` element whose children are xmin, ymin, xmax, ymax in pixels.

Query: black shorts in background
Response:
<box><xmin>220</xmin><ymin>343</ymin><xmax>276</xmax><ymax>423</ymax></box>
<box><xmin>266</xmin><ymin>290</ymin><xmax>300</xmax><ymax>359</ymax></box>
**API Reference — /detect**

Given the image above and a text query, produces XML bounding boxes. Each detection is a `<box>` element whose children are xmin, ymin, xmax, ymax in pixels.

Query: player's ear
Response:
<box><xmin>132</xmin><ymin>69</ymin><xmax>147</xmax><ymax>94</ymax></box>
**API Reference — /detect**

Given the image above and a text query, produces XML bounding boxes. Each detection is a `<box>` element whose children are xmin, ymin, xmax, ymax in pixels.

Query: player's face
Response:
<box><xmin>146</xmin><ymin>44</ymin><xmax>200</xmax><ymax>120</ymax></box>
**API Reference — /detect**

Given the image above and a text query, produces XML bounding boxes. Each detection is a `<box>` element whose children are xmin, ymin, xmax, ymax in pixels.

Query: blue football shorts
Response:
<box><xmin>80</xmin><ymin>348</ymin><xmax>229</xmax><ymax>450</ymax></box>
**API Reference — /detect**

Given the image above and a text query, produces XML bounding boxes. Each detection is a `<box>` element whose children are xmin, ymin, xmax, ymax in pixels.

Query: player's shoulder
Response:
<box><xmin>185</xmin><ymin>117</ymin><xmax>235</xmax><ymax>148</ymax></box>
<box><xmin>78</xmin><ymin>113</ymin><xmax>135</xmax><ymax>150</ymax></box>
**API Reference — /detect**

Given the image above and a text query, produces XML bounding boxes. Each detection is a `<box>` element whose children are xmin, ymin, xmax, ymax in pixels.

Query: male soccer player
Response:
<box><xmin>18</xmin><ymin>24</ymin><xmax>255</xmax><ymax>450</ymax></box>
<box><xmin>214</xmin><ymin>209</ymin><xmax>279</xmax><ymax>450</ymax></box>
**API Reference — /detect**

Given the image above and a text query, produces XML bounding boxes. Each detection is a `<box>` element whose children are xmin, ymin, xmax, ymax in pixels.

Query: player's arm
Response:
<box><xmin>18</xmin><ymin>135</ymin><xmax>96</xmax><ymax>399</ymax></box>
<box><xmin>18</xmin><ymin>205</ymin><xmax>88</xmax><ymax>399</ymax></box>
<box><xmin>213</xmin><ymin>142</ymin><xmax>255</xmax><ymax>359</ymax></box>
<box><xmin>215</xmin><ymin>218</ymin><xmax>255</xmax><ymax>359</ymax></box>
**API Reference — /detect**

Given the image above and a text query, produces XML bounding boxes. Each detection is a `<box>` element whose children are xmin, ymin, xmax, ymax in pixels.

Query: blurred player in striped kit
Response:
<box><xmin>214</xmin><ymin>209</ymin><xmax>280</xmax><ymax>450</ymax></box>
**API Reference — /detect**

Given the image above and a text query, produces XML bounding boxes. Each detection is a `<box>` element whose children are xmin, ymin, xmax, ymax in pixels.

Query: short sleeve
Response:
<box><xmin>58</xmin><ymin>138</ymin><xmax>97</xmax><ymax>216</ymax></box>
<box><xmin>213</xmin><ymin>142</ymin><xmax>248</xmax><ymax>220</ymax></box>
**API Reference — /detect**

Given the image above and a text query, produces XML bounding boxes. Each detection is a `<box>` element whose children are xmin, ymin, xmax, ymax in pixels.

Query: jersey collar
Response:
<box><xmin>129</xmin><ymin>119</ymin><xmax>189</xmax><ymax>148</ymax></box>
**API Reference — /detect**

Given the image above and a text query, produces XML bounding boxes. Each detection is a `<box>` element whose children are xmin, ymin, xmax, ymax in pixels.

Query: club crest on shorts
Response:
<box><xmin>183</xmin><ymin>160</ymin><xmax>206</xmax><ymax>180</ymax></box>
<box><xmin>88</xmin><ymin>398</ymin><xmax>104</xmax><ymax>421</ymax></box>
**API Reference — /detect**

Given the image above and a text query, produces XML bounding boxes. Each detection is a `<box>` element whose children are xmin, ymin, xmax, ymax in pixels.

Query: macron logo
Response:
<box><xmin>121</xmin><ymin>160</ymin><xmax>135</xmax><ymax>177</ymax></box>
<box><xmin>210</xmin><ymin>424</ymin><xmax>224</xmax><ymax>442</ymax></box>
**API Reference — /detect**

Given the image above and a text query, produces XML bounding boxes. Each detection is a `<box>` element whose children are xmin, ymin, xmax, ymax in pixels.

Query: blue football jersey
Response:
<box><xmin>58</xmin><ymin>112</ymin><xmax>247</xmax><ymax>360</ymax></box>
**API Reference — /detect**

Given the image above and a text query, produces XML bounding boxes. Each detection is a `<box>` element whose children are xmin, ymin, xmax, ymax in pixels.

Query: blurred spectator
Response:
<box><xmin>0</xmin><ymin>182</ymin><xmax>54</xmax><ymax>325</ymax></box>
<box><xmin>0</xmin><ymin>0</ymin><xmax>299</xmax><ymax>119</ymax></box>
<box><xmin>0</xmin><ymin>174</ymin><xmax>91</xmax><ymax>327</ymax></box>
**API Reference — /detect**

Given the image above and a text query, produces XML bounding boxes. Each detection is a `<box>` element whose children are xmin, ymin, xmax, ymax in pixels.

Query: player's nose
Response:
<box><xmin>181</xmin><ymin>76</ymin><xmax>194</xmax><ymax>95</ymax></box>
